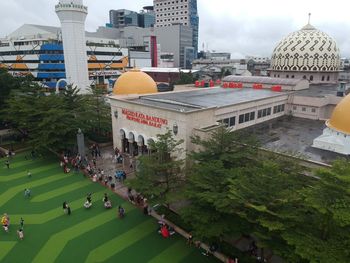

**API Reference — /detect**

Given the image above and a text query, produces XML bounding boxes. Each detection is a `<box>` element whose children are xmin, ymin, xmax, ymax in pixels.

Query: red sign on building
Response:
<box><xmin>122</xmin><ymin>109</ymin><xmax>168</xmax><ymax>128</ymax></box>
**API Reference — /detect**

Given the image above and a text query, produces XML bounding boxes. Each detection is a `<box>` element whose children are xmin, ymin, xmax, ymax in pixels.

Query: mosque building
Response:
<box><xmin>109</xmin><ymin>18</ymin><xmax>347</xmax><ymax>163</ymax></box>
<box><xmin>270</xmin><ymin>18</ymin><xmax>341</xmax><ymax>84</ymax></box>
<box><xmin>313</xmin><ymin>94</ymin><xmax>350</xmax><ymax>154</ymax></box>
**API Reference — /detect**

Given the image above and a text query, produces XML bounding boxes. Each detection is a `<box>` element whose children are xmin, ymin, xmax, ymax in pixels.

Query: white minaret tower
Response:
<box><xmin>55</xmin><ymin>0</ymin><xmax>90</xmax><ymax>94</ymax></box>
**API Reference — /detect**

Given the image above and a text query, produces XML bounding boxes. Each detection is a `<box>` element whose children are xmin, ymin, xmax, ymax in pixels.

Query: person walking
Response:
<box><xmin>118</xmin><ymin>205</ymin><xmax>125</xmax><ymax>218</ymax></box>
<box><xmin>24</xmin><ymin>188</ymin><xmax>31</xmax><ymax>198</ymax></box>
<box><xmin>63</xmin><ymin>201</ymin><xmax>68</xmax><ymax>214</ymax></box>
<box><xmin>5</xmin><ymin>159</ymin><xmax>10</xmax><ymax>169</ymax></box>
<box><xmin>20</xmin><ymin>217</ymin><xmax>24</xmax><ymax>230</ymax></box>
<box><xmin>67</xmin><ymin>204</ymin><xmax>71</xmax><ymax>215</ymax></box>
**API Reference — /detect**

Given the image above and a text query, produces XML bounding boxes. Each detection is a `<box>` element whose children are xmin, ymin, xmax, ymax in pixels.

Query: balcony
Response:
<box><xmin>55</xmin><ymin>3</ymin><xmax>88</xmax><ymax>13</ymax></box>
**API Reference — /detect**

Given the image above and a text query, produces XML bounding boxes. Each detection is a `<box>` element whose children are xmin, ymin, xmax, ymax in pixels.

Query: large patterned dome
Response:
<box><xmin>271</xmin><ymin>23</ymin><xmax>340</xmax><ymax>72</ymax></box>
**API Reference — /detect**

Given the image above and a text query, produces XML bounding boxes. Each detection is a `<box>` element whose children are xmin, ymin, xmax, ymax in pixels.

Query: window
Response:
<box><xmin>257</xmin><ymin>107</ymin><xmax>272</xmax><ymax>118</ymax></box>
<box><xmin>229</xmin><ymin>117</ymin><xmax>236</xmax><ymax>126</ymax></box>
<box><xmin>311</xmin><ymin>108</ymin><xmax>316</xmax><ymax>113</ymax></box>
<box><xmin>286</xmin><ymin>75</ymin><xmax>289</xmax><ymax>78</ymax></box>
<box><xmin>239</xmin><ymin>114</ymin><xmax>244</xmax><ymax>124</ymax></box>
<box><xmin>293</xmin><ymin>106</ymin><xmax>297</xmax><ymax>110</ymax></box>
<box><xmin>220</xmin><ymin>116</ymin><xmax>236</xmax><ymax>127</ymax></box>
<box><xmin>327</xmin><ymin>76</ymin><xmax>330</xmax><ymax>81</ymax></box>
<box><xmin>322</xmin><ymin>76</ymin><xmax>325</xmax><ymax>81</ymax></box>
<box><xmin>291</xmin><ymin>75</ymin><xmax>294</xmax><ymax>78</ymax></box>
<box><xmin>273</xmin><ymin>104</ymin><xmax>285</xmax><ymax>114</ymax></box>
<box><xmin>310</xmin><ymin>75</ymin><xmax>313</xmax><ymax>81</ymax></box>
<box><xmin>302</xmin><ymin>107</ymin><xmax>306</xmax><ymax>112</ymax></box>
<box><xmin>239</xmin><ymin>111</ymin><xmax>255</xmax><ymax>124</ymax></box>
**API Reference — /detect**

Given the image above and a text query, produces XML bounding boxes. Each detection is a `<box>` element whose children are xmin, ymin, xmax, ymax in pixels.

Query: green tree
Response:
<box><xmin>183</xmin><ymin>125</ymin><xmax>350</xmax><ymax>262</ymax></box>
<box><xmin>127</xmin><ymin>130</ymin><xmax>184</xmax><ymax>205</ymax></box>
<box><xmin>82</xmin><ymin>85</ymin><xmax>111</xmax><ymax>140</ymax></box>
<box><xmin>0</xmin><ymin>68</ymin><xmax>19</xmax><ymax>108</ymax></box>
<box><xmin>285</xmin><ymin>159</ymin><xmax>350</xmax><ymax>262</ymax></box>
<box><xmin>2</xmin><ymin>83</ymin><xmax>88</xmax><ymax>153</ymax></box>
<box><xmin>180</xmin><ymin>127</ymin><xmax>259</xmax><ymax>240</ymax></box>
<box><xmin>173</xmin><ymin>71</ymin><xmax>197</xmax><ymax>85</ymax></box>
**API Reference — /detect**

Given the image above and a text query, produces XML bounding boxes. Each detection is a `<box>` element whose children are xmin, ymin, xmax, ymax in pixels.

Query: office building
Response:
<box><xmin>109</xmin><ymin>7</ymin><xmax>155</xmax><ymax>29</ymax></box>
<box><xmin>154</xmin><ymin>0</ymin><xmax>199</xmax><ymax>63</ymax></box>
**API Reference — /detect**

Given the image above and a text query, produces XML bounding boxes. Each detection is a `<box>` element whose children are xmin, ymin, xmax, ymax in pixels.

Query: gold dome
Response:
<box><xmin>327</xmin><ymin>94</ymin><xmax>350</xmax><ymax>134</ymax></box>
<box><xmin>113</xmin><ymin>69</ymin><xmax>157</xmax><ymax>95</ymax></box>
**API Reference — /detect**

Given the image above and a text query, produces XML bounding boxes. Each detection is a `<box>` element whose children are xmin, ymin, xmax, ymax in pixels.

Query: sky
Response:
<box><xmin>1</xmin><ymin>0</ymin><xmax>349</xmax><ymax>58</ymax></box>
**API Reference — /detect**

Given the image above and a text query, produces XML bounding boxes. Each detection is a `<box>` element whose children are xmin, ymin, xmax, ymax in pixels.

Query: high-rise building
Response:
<box><xmin>109</xmin><ymin>7</ymin><xmax>155</xmax><ymax>29</ymax></box>
<box><xmin>109</xmin><ymin>9</ymin><xmax>139</xmax><ymax>28</ymax></box>
<box><xmin>55</xmin><ymin>0</ymin><xmax>90</xmax><ymax>94</ymax></box>
<box><xmin>153</xmin><ymin>0</ymin><xmax>199</xmax><ymax>58</ymax></box>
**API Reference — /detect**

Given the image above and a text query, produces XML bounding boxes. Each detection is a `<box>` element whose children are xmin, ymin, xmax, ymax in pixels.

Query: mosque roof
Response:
<box><xmin>327</xmin><ymin>94</ymin><xmax>350</xmax><ymax>134</ymax></box>
<box><xmin>112</xmin><ymin>69</ymin><xmax>158</xmax><ymax>95</ymax></box>
<box><xmin>270</xmin><ymin>23</ymin><xmax>340</xmax><ymax>72</ymax></box>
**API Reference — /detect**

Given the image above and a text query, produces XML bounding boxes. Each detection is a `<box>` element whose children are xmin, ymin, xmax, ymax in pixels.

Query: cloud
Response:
<box><xmin>1</xmin><ymin>0</ymin><xmax>349</xmax><ymax>58</ymax></box>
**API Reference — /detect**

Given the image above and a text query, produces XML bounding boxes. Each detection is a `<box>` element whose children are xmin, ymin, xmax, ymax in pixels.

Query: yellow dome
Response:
<box><xmin>327</xmin><ymin>94</ymin><xmax>350</xmax><ymax>134</ymax></box>
<box><xmin>113</xmin><ymin>69</ymin><xmax>157</xmax><ymax>95</ymax></box>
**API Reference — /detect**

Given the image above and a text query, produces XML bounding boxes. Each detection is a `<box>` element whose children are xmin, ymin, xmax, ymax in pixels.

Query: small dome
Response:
<box><xmin>327</xmin><ymin>94</ymin><xmax>350</xmax><ymax>134</ymax></box>
<box><xmin>271</xmin><ymin>23</ymin><xmax>340</xmax><ymax>72</ymax></box>
<box><xmin>113</xmin><ymin>69</ymin><xmax>157</xmax><ymax>95</ymax></box>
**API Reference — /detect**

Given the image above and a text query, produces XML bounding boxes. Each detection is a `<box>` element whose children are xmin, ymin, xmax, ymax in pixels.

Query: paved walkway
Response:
<box><xmin>89</xmin><ymin>146</ymin><xmax>285</xmax><ymax>263</ymax></box>
<box><xmin>93</xmin><ymin>146</ymin><xmax>134</xmax><ymax>200</ymax></box>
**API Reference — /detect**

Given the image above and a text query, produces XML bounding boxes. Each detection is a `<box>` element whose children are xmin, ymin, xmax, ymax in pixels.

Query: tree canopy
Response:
<box><xmin>2</xmin><ymin>82</ymin><xmax>112</xmax><ymax>153</ymax></box>
<box><xmin>127</xmin><ymin>130</ymin><xmax>184</xmax><ymax>205</ymax></box>
<box><xmin>181</xmin><ymin>126</ymin><xmax>350</xmax><ymax>262</ymax></box>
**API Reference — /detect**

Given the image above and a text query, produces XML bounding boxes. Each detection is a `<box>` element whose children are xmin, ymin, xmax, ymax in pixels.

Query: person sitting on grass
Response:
<box><xmin>1</xmin><ymin>214</ymin><xmax>9</xmax><ymax>233</ymax></box>
<box><xmin>27</xmin><ymin>170</ymin><xmax>32</xmax><ymax>178</ymax></box>
<box><xmin>104</xmin><ymin>200</ymin><xmax>112</xmax><ymax>209</ymax></box>
<box><xmin>103</xmin><ymin>193</ymin><xmax>112</xmax><ymax>209</ymax></box>
<box><xmin>17</xmin><ymin>229</ymin><xmax>24</xmax><ymax>240</ymax></box>
<box><xmin>84</xmin><ymin>193</ymin><xmax>92</xmax><ymax>209</ymax></box>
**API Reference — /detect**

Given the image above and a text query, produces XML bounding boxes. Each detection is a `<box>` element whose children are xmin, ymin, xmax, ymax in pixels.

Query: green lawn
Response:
<box><xmin>0</xmin><ymin>153</ymin><xmax>220</xmax><ymax>263</ymax></box>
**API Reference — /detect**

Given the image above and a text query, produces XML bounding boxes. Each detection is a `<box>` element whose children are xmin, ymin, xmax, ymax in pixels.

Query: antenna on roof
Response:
<box><xmin>308</xmin><ymin>13</ymin><xmax>311</xmax><ymax>24</ymax></box>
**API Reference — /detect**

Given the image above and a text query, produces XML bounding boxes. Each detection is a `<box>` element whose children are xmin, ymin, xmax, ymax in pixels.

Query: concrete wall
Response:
<box><xmin>154</xmin><ymin>26</ymin><xmax>180</xmax><ymax>67</ymax></box>
<box><xmin>291</xmin><ymin>94</ymin><xmax>341</xmax><ymax>120</ymax></box>
<box><xmin>270</xmin><ymin>71</ymin><xmax>339</xmax><ymax>84</ymax></box>
<box><xmin>110</xmin><ymin>92</ymin><xmax>289</xmax><ymax>158</ymax></box>
<box><xmin>154</xmin><ymin>25</ymin><xmax>192</xmax><ymax>68</ymax></box>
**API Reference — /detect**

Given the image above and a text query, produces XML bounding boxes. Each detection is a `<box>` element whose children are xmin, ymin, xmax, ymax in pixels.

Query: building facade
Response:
<box><xmin>0</xmin><ymin>24</ymin><xmax>130</xmax><ymax>89</ymax></box>
<box><xmin>154</xmin><ymin>0</ymin><xmax>199</xmax><ymax>61</ymax></box>
<box><xmin>109</xmin><ymin>8</ymin><xmax>155</xmax><ymax>29</ymax></box>
<box><xmin>154</xmin><ymin>24</ymin><xmax>193</xmax><ymax>68</ymax></box>
<box><xmin>109</xmin><ymin>9</ymin><xmax>139</xmax><ymax>28</ymax></box>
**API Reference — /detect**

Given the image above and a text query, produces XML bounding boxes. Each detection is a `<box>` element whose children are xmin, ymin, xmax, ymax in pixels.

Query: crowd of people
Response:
<box><xmin>2</xmin><ymin>145</ymin><xmax>238</xmax><ymax>262</ymax></box>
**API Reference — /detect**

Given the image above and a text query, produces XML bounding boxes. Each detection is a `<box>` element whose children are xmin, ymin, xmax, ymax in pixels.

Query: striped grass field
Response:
<box><xmin>0</xmin><ymin>153</ymin><xmax>219</xmax><ymax>263</ymax></box>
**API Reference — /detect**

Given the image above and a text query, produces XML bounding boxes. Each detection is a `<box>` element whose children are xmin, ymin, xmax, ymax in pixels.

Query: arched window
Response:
<box><xmin>322</xmin><ymin>76</ymin><xmax>325</xmax><ymax>81</ymax></box>
<box><xmin>286</xmin><ymin>75</ymin><xmax>289</xmax><ymax>78</ymax></box>
<box><xmin>303</xmin><ymin>75</ymin><xmax>307</xmax><ymax>79</ymax></box>
<box><xmin>291</xmin><ymin>75</ymin><xmax>295</xmax><ymax>78</ymax></box>
<box><xmin>310</xmin><ymin>75</ymin><xmax>313</xmax><ymax>81</ymax></box>
<box><xmin>327</xmin><ymin>76</ymin><xmax>330</xmax><ymax>81</ymax></box>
